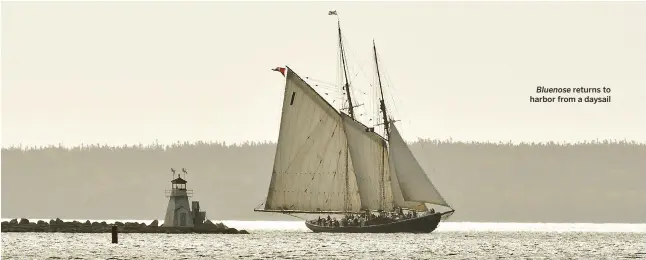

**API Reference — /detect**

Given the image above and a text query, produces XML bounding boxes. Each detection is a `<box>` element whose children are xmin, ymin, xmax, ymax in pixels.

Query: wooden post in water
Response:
<box><xmin>111</xmin><ymin>225</ymin><xmax>118</xmax><ymax>244</ymax></box>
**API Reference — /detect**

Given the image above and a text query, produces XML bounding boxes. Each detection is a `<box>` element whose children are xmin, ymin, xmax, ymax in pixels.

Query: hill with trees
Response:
<box><xmin>2</xmin><ymin>139</ymin><xmax>644</xmax><ymax>223</ymax></box>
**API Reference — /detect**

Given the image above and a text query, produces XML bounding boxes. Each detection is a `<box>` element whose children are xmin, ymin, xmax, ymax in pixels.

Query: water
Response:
<box><xmin>2</xmin><ymin>221</ymin><xmax>645</xmax><ymax>259</ymax></box>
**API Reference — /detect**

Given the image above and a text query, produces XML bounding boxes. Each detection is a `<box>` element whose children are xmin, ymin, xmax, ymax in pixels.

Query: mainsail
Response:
<box><xmin>263</xmin><ymin>67</ymin><xmax>362</xmax><ymax>213</ymax></box>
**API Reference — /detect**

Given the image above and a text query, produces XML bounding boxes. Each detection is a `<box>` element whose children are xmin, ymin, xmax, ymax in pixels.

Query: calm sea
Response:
<box><xmin>2</xmin><ymin>221</ymin><xmax>645</xmax><ymax>259</ymax></box>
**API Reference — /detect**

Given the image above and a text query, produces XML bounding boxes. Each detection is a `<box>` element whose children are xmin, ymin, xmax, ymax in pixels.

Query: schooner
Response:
<box><xmin>254</xmin><ymin>11</ymin><xmax>455</xmax><ymax>233</ymax></box>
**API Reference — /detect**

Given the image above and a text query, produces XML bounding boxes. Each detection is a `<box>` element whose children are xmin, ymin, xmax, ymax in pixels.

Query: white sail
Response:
<box><xmin>388</xmin><ymin>122</ymin><xmax>451</xmax><ymax>207</ymax></box>
<box><xmin>341</xmin><ymin>114</ymin><xmax>394</xmax><ymax>211</ymax></box>
<box><xmin>388</xmin><ymin>152</ymin><xmax>427</xmax><ymax>210</ymax></box>
<box><xmin>264</xmin><ymin>68</ymin><xmax>362</xmax><ymax>212</ymax></box>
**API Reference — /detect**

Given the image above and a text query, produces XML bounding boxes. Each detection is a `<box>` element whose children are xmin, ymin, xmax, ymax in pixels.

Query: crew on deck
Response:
<box><xmin>308</xmin><ymin>208</ymin><xmax>438</xmax><ymax>227</ymax></box>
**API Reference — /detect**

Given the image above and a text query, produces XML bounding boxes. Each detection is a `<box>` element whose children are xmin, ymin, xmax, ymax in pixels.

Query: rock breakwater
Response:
<box><xmin>1</xmin><ymin>218</ymin><xmax>249</xmax><ymax>234</ymax></box>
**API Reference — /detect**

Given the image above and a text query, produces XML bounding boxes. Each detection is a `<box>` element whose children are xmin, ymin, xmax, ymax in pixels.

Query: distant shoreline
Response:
<box><xmin>3</xmin><ymin>140</ymin><xmax>644</xmax><ymax>223</ymax></box>
<box><xmin>3</xmin><ymin>138</ymin><xmax>645</xmax><ymax>150</ymax></box>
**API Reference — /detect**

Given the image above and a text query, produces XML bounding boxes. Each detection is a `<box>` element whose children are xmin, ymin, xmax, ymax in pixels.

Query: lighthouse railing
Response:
<box><xmin>165</xmin><ymin>189</ymin><xmax>193</xmax><ymax>197</ymax></box>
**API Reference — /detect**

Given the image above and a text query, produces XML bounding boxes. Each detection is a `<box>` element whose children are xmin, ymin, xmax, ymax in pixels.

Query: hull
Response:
<box><xmin>305</xmin><ymin>212</ymin><xmax>442</xmax><ymax>233</ymax></box>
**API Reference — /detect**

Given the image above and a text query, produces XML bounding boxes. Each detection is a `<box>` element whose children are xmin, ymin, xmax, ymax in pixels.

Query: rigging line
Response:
<box><xmin>345</xmin><ymin>82</ymin><xmax>371</xmax><ymax>125</ymax></box>
<box><xmin>340</xmin><ymin>30</ymin><xmax>376</xmax><ymax>90</ymax></box>
<box><xmin>338</xmin><ymin>20</ymin><xmax>354</xmax><ymax>119</ymax></box>
<box><xmin>302</xmin><ymin>122</ymin><xmax>341</xmax><ymax>204</ymax></box>
<box><xmin>284</xmin><ymin>111</ymin><xmax>329</xmax><ymax>173</ymax></box>
<box><xmin>316</xmin><ymin>90</ymin><xmax>343</xmax><ymax>97</ymax></box>
<box><xmin>341</xmin><ymin>61</ymin><xmax>376</xmax><ymax>127</ymax></box>
<box><xmin>286</xmin><ymin>213</ymin><xmax>307</xmax><ymax>220</ymax></box>
<box><xmin>372</xmin><ymin>59</ymin><xmax>381</xmax><ymax>131</ymax></box>
<box><xmin>313</xmin><ymin>84</ymin><xmax>343</xmax><ymax>91</ymax></box>
<box><xmin>339</xmin><ymin>31</ymin><xmax>376</xmax><ymax>123</ymax></box>
<box><xmin>305</xmin><ymin>77</ymin><xmax>340</xmax><ymax>87</ymax></box>
<box><xmin>311</xmin><ymin>81</ymin><xmax>340</xmax><ymax>87</ymax></box>
<box><xmin>255</xmin><ymin>202</ymin><xmax>266</xmax><ymax>210</ymax></box>
<box><xmin>336</xmin><ymin>33</ymin><xmax>342</xmax><ymax>105</ymax></box>
<box><xmin>346</xmin><ymin>70</ymin><xmax>373</xmax><ymax>110</ymax></box>
<box><xmin>373</xmin><ymin>49</ymin><xmax>381</xmax><ymax>121</ymax></box>
<box><xmin>314</xmin><ymin>88</ymin><xmax>343</xmax><ymax>95</ymax></box>
<box><xmin>380</xmin><ymin>61</ymin><xmax>404</xmax><ymax>124</ymax></box>
<box><xmin>333</xmin><ymin>16</ymin><xmax>344</xmax><ymax>115</ymax></box>
<box><xmin>346</xmin><ymin>72</ymin><xmax>374</xmax><ymax>94</ymax></box>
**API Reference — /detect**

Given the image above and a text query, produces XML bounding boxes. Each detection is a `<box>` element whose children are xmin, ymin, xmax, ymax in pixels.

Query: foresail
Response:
<box><xmin>388</xmin><ymin>123</ymin><xmax>451</xmax><ymax>208</ymax></box>
<box><xmin>341</xmin><ymin>114</ymin><xmax>394</xmax><ymax>211</ymax></box>
<box><xmin>264</xmin><ymin>67</ymin><xmax>361</xmax><ymax>212</ymax></box>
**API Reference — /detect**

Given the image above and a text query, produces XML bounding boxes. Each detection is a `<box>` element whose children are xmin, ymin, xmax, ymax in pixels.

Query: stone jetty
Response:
<box><xmin>1</xmin><ymin>218</ymin><xmax>249</xmax><ymax>234</ymax></box>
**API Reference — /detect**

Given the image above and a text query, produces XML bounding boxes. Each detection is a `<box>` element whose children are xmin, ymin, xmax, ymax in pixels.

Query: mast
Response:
<box><xmin>331</xmin><ymin>11</ymin><xmax>354</xmax><ymax>213</ymax></box>
<box><xmin>373</xmin><ymin>40</ymin><xmax>390</xmax><ymax>140</ymax></box>
<box><xmin>373</xmin><ymin>40</ymin><xmax>389</xmax><ymax>210</ymax></box>
<box><xmin>343</xmin><ymin>33</ymin><xmax>351</xmax><ymax>212</ymax></box>
<box><xmin>337</xmin><ymin>19</ymin><xmax>355</xmax><ymax>119</ymax></box>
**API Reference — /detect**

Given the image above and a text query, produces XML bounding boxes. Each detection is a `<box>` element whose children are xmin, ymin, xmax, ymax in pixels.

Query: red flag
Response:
<box><xmin>271</xmin><ymin>67</ymin><xmax>286</xmax><ymax>76</ymax></box>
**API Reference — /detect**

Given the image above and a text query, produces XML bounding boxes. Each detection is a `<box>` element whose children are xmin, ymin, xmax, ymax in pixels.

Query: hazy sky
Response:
<box><xmin>2</xmin><ymin>1</ymin><xmax>645</xmax><ymax>147</ymax></box>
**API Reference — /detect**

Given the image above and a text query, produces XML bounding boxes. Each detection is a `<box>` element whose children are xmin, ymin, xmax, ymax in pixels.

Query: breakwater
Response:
<box><xmin>1</xmin><ymin>218</ymin><xmax>249</xmax><ymax>234</ymax></box>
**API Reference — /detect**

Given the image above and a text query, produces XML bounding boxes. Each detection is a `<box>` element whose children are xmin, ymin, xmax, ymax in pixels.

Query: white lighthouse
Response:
<box><xmin>163</xmin><ymin>168</ymin><xmax>193</xmax><ymax>228</ymax></box>
<box><xmin>162</xmin><ymin>168</ymin><xmax>208</xmax><ymax>228</ymax></box>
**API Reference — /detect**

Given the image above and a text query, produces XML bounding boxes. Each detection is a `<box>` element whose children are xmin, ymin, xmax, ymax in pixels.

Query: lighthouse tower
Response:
<box><xmin>164</xmin><ymin>168</ymin><xmax>194</xmax><ymax>228</ymax></box>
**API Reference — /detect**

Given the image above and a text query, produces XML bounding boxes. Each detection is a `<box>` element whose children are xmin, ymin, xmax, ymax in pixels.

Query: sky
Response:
<box><xmin>2</xmin><ymin>1</ymin><xmax>645</xmax><ymax>147</ymax></box>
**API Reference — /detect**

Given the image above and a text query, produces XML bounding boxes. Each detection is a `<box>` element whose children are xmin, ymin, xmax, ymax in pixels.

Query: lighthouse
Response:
<box><xmin>163</xmin><ymin>168</ymin><xmax>207</xmax><ymax>228</ymax></box>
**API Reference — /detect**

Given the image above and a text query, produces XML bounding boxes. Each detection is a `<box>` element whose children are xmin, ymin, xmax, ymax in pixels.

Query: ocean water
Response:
<box><xmin>2</xmin><ymin>221</ymin><xmax>645</xmax><ymax>259</ymax></box>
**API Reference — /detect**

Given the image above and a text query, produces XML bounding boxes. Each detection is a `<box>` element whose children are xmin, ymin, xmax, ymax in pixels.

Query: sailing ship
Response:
<box><xmin>254</xmin><ymin>11</ymin><xmax>455</xmax><ymax>233</ymax></box>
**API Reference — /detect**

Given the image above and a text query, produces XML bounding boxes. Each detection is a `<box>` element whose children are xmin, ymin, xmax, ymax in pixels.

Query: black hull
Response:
<box><xmin>305</xmin><ymin>212</ymin><xmax>442</xmax><ymax>233</ymax></box>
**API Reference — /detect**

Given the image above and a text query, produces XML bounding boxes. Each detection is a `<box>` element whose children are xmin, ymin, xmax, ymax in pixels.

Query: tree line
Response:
<box><xmin>2</xmin><ymin>139</ymin><xmax>644</xmax><ymax>223</ymax></box>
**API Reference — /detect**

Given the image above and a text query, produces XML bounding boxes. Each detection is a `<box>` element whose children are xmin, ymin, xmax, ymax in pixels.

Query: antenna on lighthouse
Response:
<box><xmin>171</xmin><ymin>168</ymin><xmax>176</xmax><ymax>179</ymax></box>
<box><xmin>182</xmin><ymin>168</ymin><xmax>188</xmax><ymax>178</ymax></box>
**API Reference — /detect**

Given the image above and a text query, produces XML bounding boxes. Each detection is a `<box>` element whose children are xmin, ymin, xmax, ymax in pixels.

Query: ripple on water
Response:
<box><xmin>1</xmin><ymin>230</ymin><xmax>645</xmax><ymax>259</ymax></box>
